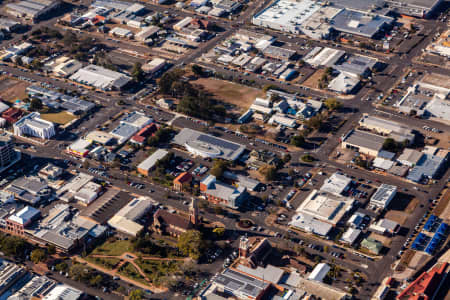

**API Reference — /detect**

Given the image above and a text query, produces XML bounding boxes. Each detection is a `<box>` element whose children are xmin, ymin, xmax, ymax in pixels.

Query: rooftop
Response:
<box><xmin>43</xmin><ymin>284</ymin><xmax>83</xmax><ymax>300</ymax></box>
<box><xmin>320</xmin><ymin>172</ymin><xmax>352</xmax><ymax>196</ymax></box>
<box><xmin>370</xmin><ymin>184</ymin><xmax>397</xmax><ymax>205</ymax></box>
<box><xmin>137</xmin><ymin>149</ymin><xmax>169</xmax><ymax>172</ymax></box>
<box><xmin>342</xmin><ymin>129</ymin><xmax>385</xmax><ymax>153</ymax></box>
<box><xmin>70</xmin><ymin>65</ymin><xmax>131</xmax><ymax>90</ymax></box>
<box><xmin>173</xmin><ymin>128</ymin><xmax>245</xmax><ymax>161</ymax></box>
<box><xmin>213</xmin><ymin>268</ymin><xmax>269</xmax><ymax>299</ymax></box>
<box><xmin>296</xmin><ymin>189</ymin><xmax>354</xmax><ymax>225</ymax></box>
<box><xmin>334</xmin><ymin>54</ymin><xmax>377</xmax><ymax>76</ymax></box>
<box><xmin>331</xmin><ymin>9</ymin><xmax>393</xmax><ymax>38</ymax></box>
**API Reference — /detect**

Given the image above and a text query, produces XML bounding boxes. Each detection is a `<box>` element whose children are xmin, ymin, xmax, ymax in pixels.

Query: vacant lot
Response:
<box><xmin>41</xmin><ymin>111</ymin><xmax>77</xmax><ymax>125</ymax></box>
<box><xmin>0</xmin><ymin>78</ymin><xmax>30</xmax><ymax>103</ymax></box>
<box><xmin>192</xmin><ymin>78</ymin><xmax>264</xmax><ymax>110</ymax></box>
<box><xmin>302</xmin><ymin>69</ymin><xmax>325</xmax><ymax>90</ymax></box>
<box><xmin>369</xmin><ymin>232</ymin><xmax>392</xmax><ymax>247</ymax></box>
<box><xmin>385</xmin><ymin>210</ymin><xmax>409</xmax><ymax>226</ymax></box>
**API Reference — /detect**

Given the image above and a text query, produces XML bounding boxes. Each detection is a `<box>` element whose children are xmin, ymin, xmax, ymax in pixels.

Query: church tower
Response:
<box><xmin>189</xmin><ymin>197</ymin><xmax>199</xmax><ymax>226</ymax></box>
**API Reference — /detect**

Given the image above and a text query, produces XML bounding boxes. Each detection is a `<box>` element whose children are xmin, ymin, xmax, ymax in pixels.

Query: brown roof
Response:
<box><xmin>154</xmin><ymin>209</ymin><xmax>192</xmax><ymax>231</ymax></box>
<box><xmin>174</xmin><ymin>172</ymin><xmax>192</xmax><ymax>185</ymax></box>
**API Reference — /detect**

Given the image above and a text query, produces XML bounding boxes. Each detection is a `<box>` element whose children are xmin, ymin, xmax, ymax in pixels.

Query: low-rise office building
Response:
<box><xmin>200</xmin><ymin>175</ymin><xmax>248</xmax><ymax>209</ymax></box>
<box><xmin>370</xmin><ymin>184</ymin><xmax>397</xmax><ymax>209</ymax></box>
<box><xmin>13</xmin><ymin>112</ymin><xmax>55</xmax><ymax>139</ymax></box>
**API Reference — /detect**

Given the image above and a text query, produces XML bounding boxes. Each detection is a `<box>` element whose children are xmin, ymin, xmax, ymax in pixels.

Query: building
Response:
<box><xmin>385</xmin><ymin>0</ymin><xmax>443</xmax><ymax>18</ymax></box>
<box><xmin>53</xmin><ymin>58</ymin><xmax>82</xmax><ymax>77</ymax></box>
<box><xmin>0</xmin><ymin>135</ymin><xmax>19</xmax><ymax>172</ymax></box>
<box><xmin>320</xmin><ymin>172</ymin><xmax>352</xmax><ymax>196</ymax></box>
<box><xmin>347</xmin><ymin>212</ymin><xmax>366</xmax><ymax>228</ymax></box>
<box><xmin>152</xmin><ymin>198</ymin><xmax>198</xmax><ymax>237</ymax></box>
<box><xmin>369</xmin><ymin>218</ymin><xmax>400</xmax><ymax>236</ymax></box>
<box><xmin>6</xmin><ymin>176</ymin><xmax>49</xmax><ymax>205</ymax></box>
<box><xmin>328</xmin><ymin>72</ymin><xmax>360</xmax><ymax>94</ymax></box>
<box><xmin>200</xmin><ymin>175</ymin><xmax>247</xmax><ymax>209</ymax></box>
<box><xmin>137</xmin><ymin>149</ymin><xmax>169</xmax><ymax>176</ymax></box>
<box><xmin>361</xmin><ymin>238</ymin><xmax>383</xmax><ymax>255</ymax></box>
<box><xmin>295</xmin><ymin>189</ymin><xmax>355</xmax><ymax>225</ymax></box>
<box><xmin>396</xmin><ymin>262</ymin><xmax>449</xmax><ymax>300</ymax></box>
<box><xmin>305</xmin><ymin>47</ymin><xmax>345</xmax><ymax>68</ymax></box>
<box><xmin>0</xmin><ymin>259</ymin><xmax>27</xmax><ymax>295</ymax></box>
<box><xmin>173</xmin><ymin>172</ymin><xmax>192</xmax><ymax>192</ymax></box>
<box><xmin>6</xmin><ymin>206</ymin><xmax>40</xmax><ymax>236</ymax></box>
<box><xmin>130</xmin><ymin>123</ymin><xmax>158</xmax><ymax>145</ymax></box>
<box><xmin>209</xmin><ymin>268</ymin><xmax>271</xmax><ymax>300</ymax></box>
<box><xmin>359</xmin><ymin>115</ymin><xmax>415</xmax><ymax>143</ymax></box>
<box><xmin>57</xmin><ymin>172</ymin><xmax>94</xmax><ymax>202</ymax></box>
<box><xmin>10</xmin><ymin>275</ymin><xmax>56</xmax><ymax>299</ymax></box>
<box><xmin>308</xmin><ymin>263</ymin><xmax>331</xmax><ymax>282</ymax></box>
<box><xmin>341</xmin><ymin>129</ymin><xmax>385</xmax><ymax>157</ymax></box>
<box><xmin>135</xmin><ymin>26</ymin><xmax>160</xmax><ymax>42</ymax></box>
<box><xmin>156</xmin><ymin>98</ymin><xmax>174</xmax><ymax>110</ymax></box>
<box><xmin>43</xmin><ymin>284</ymin><xmax>83</xmax><ymax>300</ymax></box>
<box><xmin>397</xmin><ymin>148</ymin><xmax>423</xmax><ymax>167</ymax></box>
<box><xmin>85</xmin><ymin>130</ymin><xmax>115</xmax><ymax>145</ymax></box>
<box><xmin>67</xmin><ymin>138</ymin><xmax>92</xmax><ymax>157</ymax></box>
<box><xmin>38</xmin><ymin>163</ymin><xmax>63</xmax><ymax>180</ymax></box>
<box><xmin>0</xmin><ymin>18</ymin><xmax>21</xmax><ymax>32</ymax></box>
<box><xmin>427</xmin><ymin>29</ymin><xmax>450</xmax><ymax>57</ymax></box>
<box><xmin>173</xmin><ymin>16</ymin><xmax>192</xmax><ymax>31</ymax></box>
<box><xmin>407</xmin><ymin>154</ymin><xmax>446</xmax><ymax>183</ymax></box>
<box><xmin>142</xmin><ymin>58</ymin><xmax>166</xmax><ymax>75</ymax></box>
<box><xmin>268</xmin><ymin>113</ymin><xmax>297</xmax><ymax>128</ymax></box>
<box><xmin>110</xmin><ymin>27</ymin><xmax>133</xmax><ymax>38</ymax></box>
<box><xmin>74</xmin><ymin>181</ymin><xmax>101</xmax><ymax>205</ymax></box>
<box><xmin>70</xmin><ymin>65</ymin><xmax>131</xmax><ymax>90</ymax></box>
<box><xmin>173</xmin><ymin>128</ymin><xmax>245</xmax><ymax>161</ymax></box>
<box><xmin>334</xmin><ymin>54</ymin><xmax>377</xmax><ymax>78</ymax></box>
<box><xmin>6</xmin><ymin>0</ymin><xmax>60</xmax><ymax>22</ymax></box>
<box><xmin>13</xmin><ymin>112</ymin><xmax>55</xmax><ymax>139</ymax></box>
<box><xmin>370</xmin><ymin>184</ymin><xmax>397</xmax><ymax>209</ymax></box>
<box><xmin>340</xmin><ymin>227</ymin><xmax>361</xmax><ymax>245</ymax></box>
<box><xmin>289</xmin><ymin>212</ymin><xmax>333</xmax><ymax>236</ymax></box>
<box><xmin>330</xmin><ymin>9</ymin><xmax>393</xmax><ymax>38</ymax></box>
<box><xmin>1</xmin><ymin>108</ymin><xmax>23</xmax><ymax>124</ymax></box>
<box><xmin>108</xmin><ymin>197</ymin><xmax>153</xmax><ymax>236</ymax></box>
<box><xmin>252</xmin><ymin>0</ymin><xmax>321</xmax><ymax>34</ymax></box>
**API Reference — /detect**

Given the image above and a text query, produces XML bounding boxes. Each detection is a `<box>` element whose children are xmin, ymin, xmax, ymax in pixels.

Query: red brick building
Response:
<box><xmin>173</xmin><ymin>172</ymin><xmax>192</xmax><ymax>192</ymax></box>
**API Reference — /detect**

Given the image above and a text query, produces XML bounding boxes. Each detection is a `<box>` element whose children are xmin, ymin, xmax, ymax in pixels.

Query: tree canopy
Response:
<box><xmin>177</xmin><ymin>230</ymin><xmax>204</xmax><ymax>260</ymax></box>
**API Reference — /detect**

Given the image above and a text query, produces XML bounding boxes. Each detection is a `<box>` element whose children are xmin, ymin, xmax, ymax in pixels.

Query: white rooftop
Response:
<box><xmin>320</xmin><ymin>172</ymin><xmax>352</xmax><ymax>196</ymax></box>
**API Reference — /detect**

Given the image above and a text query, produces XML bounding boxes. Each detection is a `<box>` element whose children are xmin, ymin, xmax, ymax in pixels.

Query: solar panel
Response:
<box><xmin>198</xmin><ymin>134</ymin><xmax>240</xmax><ymax>151</ymax></box>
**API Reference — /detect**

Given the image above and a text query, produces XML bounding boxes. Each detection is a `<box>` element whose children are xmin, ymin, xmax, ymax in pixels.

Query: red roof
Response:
<box><xmin>130</xmin><ymin>123</ymin><xmax>158</xmax><ymax>144</ymax></box>
<box><xmin>1</xmin><ymin>108</ymin><xmax>22</xmax><ymax>124</ymax></box>
<box><xmin>397</xmin><ymin>262</ymin><xmax>448</xmax><ymax>300</ymax></box>
<box><xmin>174</xmin><ymin>172</ymin><xmax>192</xmax><ymax>185</ymax></box>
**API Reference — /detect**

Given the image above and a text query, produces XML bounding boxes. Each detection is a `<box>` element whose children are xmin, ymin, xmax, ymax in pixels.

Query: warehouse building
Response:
<box><xmin>341</xmin><ymin>129</ymin><xmax>385</xmax><ymax>157</ymax></box>
<box><xmin>252</xmin><ymin>0</ymin><xmax>320</xmax><ymax>34</ymax></box>
<box><xmin>70</xmin><ymin>65</ymin><xmax>131</xmax><ymax>90</ymax></box>
<box><xmin>6</xmin><ymin>0</ymin><xmax>60</xmax><ymax>22</ymax></box>
<box><xmin>173</xmin><ymin>128</ymin><xmax>245</xmax><ymax>161</ymax></box>
<box><xmin>385</xmin><ymin>0</ymin><xmax>443</xmax><ymax>18</ymax></box>
<box><xmin>330</xmin><ymin>9</ymin><xmax>393</xmax><ymax>38</ymax></box>
<box><xmin>359</xmin><ymin>115</ymin><xmax>415</xmax><ymax>143</ymax></box>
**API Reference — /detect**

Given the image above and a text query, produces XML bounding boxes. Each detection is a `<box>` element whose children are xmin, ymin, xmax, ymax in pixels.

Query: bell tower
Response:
<box><xmin>189</xmin><ymin>197</ymin><xmax>199</xmax><ymax>226</ymax></box>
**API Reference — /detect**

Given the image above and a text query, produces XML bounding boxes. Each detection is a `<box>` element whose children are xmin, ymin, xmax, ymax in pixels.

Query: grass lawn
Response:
<box><xmin>91</xmin><ymin>240</ymin><xmax>134</xmax><ymax>256</ymax></box>
<box><xmin>136</xmin><ymin>259</ymin><xmax>182</xmax><ymax>285</ymax></box>
<box><xmin>85</xmin><ymin>256</ymin><xmax>121</xmax><ymax>270</ymax></box>
<box><xmin>40</xmin><ymin>111</ymin><xmax>77</xmax><ymax>125</ymax></box>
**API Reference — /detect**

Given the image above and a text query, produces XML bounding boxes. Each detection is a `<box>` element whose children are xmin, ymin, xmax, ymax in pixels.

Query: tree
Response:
<box><xmin>129</xmin><ymin>289</ymin><xmax>144</xmax><ymax>300</ymax></box>
<box><xmin>259</xmin><ymin>165</ymin><xmax>277</xmax><ymax>181</ymax></box>
<box><xmin>290</xmin><ymin>135</ymin><xmax>305</xmax><ymax>147</ymax></box>
<box><xmin>324</xmin><ymin>98</ymin><xmax>342</xmax><ymax>111</ymax></box>
<box><xmin>55</xmin><ymin>262</ymin><xmax>68</xmax><ymax>272</ymax></box>
<box><xmin>191</xmin><ymin>64</ymin><xmax>204</xmax><ymax>76</ymax></box>
<box><xmin>301</xmin><ymin>154</ymin><xmax>314</xmax><ymax>163</ymax></box>
<box><xmin>30</xmin><ymin>249</ymin><xmax>47</xmax><ymax>264</ymax></box>
<box><xmin>305</xmin><ymin>113</ymin><xmax>326</xmax><ymax>130</ymax></box>
<box><xmin>382</xmin><ymin>138</ymin><xmax>397</xmax><ymax>152</ymax></box>
<box><xmin>29</xmin><ymin>98</ymin><xmax>43</xmax><ymax>111</ymax></box>
<box><xmin>262</xmin><ymin>84</ymin><xmax>281</xmax><ymax>93</ymax></box>
<box><xmin>177</xmin><ymin>230</ymin><xmax>204</xmax><ymax>260</ymax></box>
<box><xmin>210</xmin><ymin>159</ymin><xmax>229</xmax><ymax>178</ymax></box>
<box><xmin>131</xmin><ymin>62</ymin><xmax>144</xmax><ymax>82</ymax></box>
<box><xmin>47</xmin><ymin>244</ymin><xmax>56</xmax><ymax>255</ymax></box>
<box><xmin>213</xmin><ymin>227</ymin><xmax>225</xmax><ymax>237</ymax></box>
